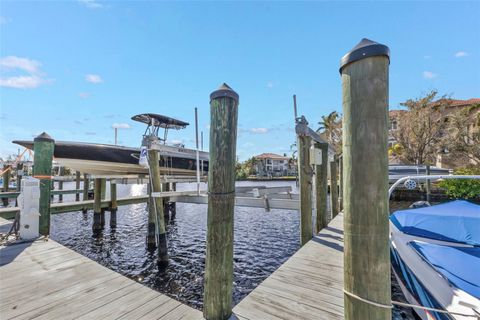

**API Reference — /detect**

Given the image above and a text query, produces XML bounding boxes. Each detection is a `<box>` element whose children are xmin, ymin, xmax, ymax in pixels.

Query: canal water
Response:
<box><xmin>48</xmin><ymin>180</ymin><xmax>415</xmax><ymax>319</ymax></box>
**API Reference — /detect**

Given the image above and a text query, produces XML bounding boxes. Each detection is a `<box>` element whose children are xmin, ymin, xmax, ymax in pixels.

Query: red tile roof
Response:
<box><xmin>254</xmin><ymin>153</ymin><xmax>289</xmax><ymax>160</ymax></box>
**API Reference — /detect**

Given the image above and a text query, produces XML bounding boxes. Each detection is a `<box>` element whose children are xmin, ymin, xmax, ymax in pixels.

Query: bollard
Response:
<box><xmin>203</xmin><ymin>83</ymin><xmax>239</xmax><ymax>320</ymax></box>
<box><xmin>340</xmin><ymin>38</ymin><xmax>391</xmax><ymax>320</ymax></box>
<box><xmin>314</xmin><ymin>142</ymin><xmax>329</xmax><ymax>233</ymax></box>
<box><xmin>33</xmin><ymin>132</ymin><xmax>55</xmax><ymax>236</ymax></box>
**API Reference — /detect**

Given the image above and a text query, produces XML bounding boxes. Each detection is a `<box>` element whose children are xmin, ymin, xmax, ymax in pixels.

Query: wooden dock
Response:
<box><xmin>0</xmin><ymin>218</ymin><xmax>203</xmax><ymax>320</ymax></box>
<box><xmin>0</xmin><ymin>213</ymin><xmax>345</xmax><ymax>320</ymax></box>
<box><xmin>233</xmin><ymin>213</ymin><xmax>344</xmax><ymax>320</ymax></box>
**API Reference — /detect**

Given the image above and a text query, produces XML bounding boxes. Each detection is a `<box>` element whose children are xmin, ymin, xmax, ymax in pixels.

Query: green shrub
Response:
<box><xmin>439</xmin><ymin>167</ymin><xmax>480</xmax><ymax>199</ymax></box>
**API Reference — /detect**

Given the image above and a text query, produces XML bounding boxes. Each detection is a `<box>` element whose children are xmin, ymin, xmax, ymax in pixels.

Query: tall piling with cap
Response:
<box><xmin>147</xmin><ymin>138</ymin><xmax>168</xmax><ymax>266</ymax></box>
<box><xmin>33</xmin><ymin>132</ymin><xmax>55</xmax><ymax>236</ymax></box>
<box><xmin>330</xmin><ymin>157</ymin><xmax>339</xmax><ymax>218</ymax></box>
<box><xmin>296</xmin><ymin>116</ymin><xmax>313</xmax><ymax>246</ymax></box>
<box><xmin>203</xmin><ymin>83</ymin><xmax>239</xmax><ymax>320</ymax></box>
<box><xmin>314</xmin><ymin>142</ymin><xmax>329</xmax><ymax>233</ymax></box>
<box><xmin>340</xmin><ymin>38</ymin><xmax>391</xmax><ymax>319</ymax></box>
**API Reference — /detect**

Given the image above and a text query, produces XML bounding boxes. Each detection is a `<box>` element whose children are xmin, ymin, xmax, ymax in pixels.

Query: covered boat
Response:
<box><xmin>13</xmin><ymin>114</ymin><xmax>209</xmax><ymax>176</ymax></box>
<box><xmin>390</xmin><ymin>200</ymin><xmax>480</xmax><ymax>319</ymax></box>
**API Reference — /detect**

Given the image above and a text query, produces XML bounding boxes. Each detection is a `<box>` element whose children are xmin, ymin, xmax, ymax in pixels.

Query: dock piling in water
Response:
<box><xmin>314</xmin><ymin>142</ymin><xmax>329</xmax><ymax>233</ymax></box>
<box><xmin>33</xmin><ymin>132</ymin><xmax>55</xmax><ymax>236</ymax></box>
<box><xmin>58</xmin><ymin>166</ymin><xmax>64</xmax><ymax>202</ymax></box>
<box><xmin>340</xmin><ymin>38</ymin><xmax>391</xmax><ymax>319</ymax></box>
<box><xmin>147</xmin><ymin>138</ymin><xmax>168</xmax><ymax>266</ymax></box>
<box><xmin>110</xmin><ymin>180</ymin><xmax>117</xmax><ymax>228</ymax></box>
<box><xmin>203</xmin><ymin>83</ymin><xmax>239</xmax><ymax>320</ymax></box>
<box><xmin>92</xmin><ymin>178</ymin><xmax>103</xmax><ymax>233</ymax></box>
<box><xmin>75</xmin><ymin>171</ymin><xmax>81</xmax><ymax>201</ymax></box>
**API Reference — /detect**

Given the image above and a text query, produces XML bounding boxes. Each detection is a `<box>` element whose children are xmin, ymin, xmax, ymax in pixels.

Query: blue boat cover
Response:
<box><xmin>410</xmin><ymin>241</ymin><xmax>480</xmax><ymax>299</ymax></box>
<box><xmin>390</xmin><ymin>200</ymin><xmax>480</xmax><ymax>245</ymax></box>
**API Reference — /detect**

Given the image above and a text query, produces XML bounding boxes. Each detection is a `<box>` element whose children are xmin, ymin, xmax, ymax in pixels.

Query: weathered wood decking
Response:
<box><xmin>0</xmin><ymin>213</ymin><xmax>344</xmax><ymax>320</ymax></box>
<box><xmin>233</xmin><ymin>213</ymin><xmax>344</xmax><ymax>320</ymax></box>
<box><xmin>0</xmin><ymin>219</ymin><xmax>203</xmax><ymax>320</ymax></box>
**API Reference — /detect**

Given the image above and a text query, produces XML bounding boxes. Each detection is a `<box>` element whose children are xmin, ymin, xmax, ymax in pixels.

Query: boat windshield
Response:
<box><xmin>390</xmin><ymin>200</ymin><xmax>480</xmax><ymax>246</ymax></box>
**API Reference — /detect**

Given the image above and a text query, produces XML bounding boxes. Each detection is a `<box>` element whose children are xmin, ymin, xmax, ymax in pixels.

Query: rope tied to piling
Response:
<box><xmin>343</xmin><ymin>289</ymin><xmax>480</xmax><ymax>318</ymax></box>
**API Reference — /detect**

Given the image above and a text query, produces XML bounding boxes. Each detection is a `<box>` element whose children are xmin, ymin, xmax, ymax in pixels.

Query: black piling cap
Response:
<box><xmin>34</xmin><ymin>132</ymin><xmax>54</xmax><ymax>142</ymax></box>
<box><xmin>339</xmin><ymin>38</ymin><xmax>390</xmax><ymax>74</ymax></box>
<box><xmin>210</xmin><ymin>83</ymin><xmax>239</xmax><ymax>102</ymax></box>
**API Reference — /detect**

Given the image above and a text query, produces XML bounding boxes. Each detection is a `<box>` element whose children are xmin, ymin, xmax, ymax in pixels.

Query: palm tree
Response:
<box><xmin>317</xmin><ymin>111</ymin><xmax>342</xmax><ymax>154</ymax></box>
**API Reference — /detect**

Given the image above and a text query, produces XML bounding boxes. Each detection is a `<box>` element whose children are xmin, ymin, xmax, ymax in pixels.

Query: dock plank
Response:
<box><xmin>233</xmin><ymin>213</ymin><xmax>345</xmax><ymax>320</ymax></box>
<box><xmin>0</xmin><ymin>218</ymin><xmax>203</xmax><ymax>320</ymax></box>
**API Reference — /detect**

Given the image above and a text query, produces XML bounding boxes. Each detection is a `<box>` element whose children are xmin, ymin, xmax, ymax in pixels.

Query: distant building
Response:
<box><xmin>254</xmin><ymin>153</ymin><xmax>296</xmax><ymax>177</ymax></box>
<box><xmin>389</xmin><ymin>98</ymin><xmax>480</xmax><ymax>168</ymax></box>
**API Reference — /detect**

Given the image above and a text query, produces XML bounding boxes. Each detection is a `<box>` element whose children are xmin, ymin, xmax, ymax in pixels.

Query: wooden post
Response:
<box><xmin>2</xmin><ymin>165</ymin><xmax>10</xmax><ymax>206</ymax></box>
<box><xmin>338</xmin><ymin>154</ymin><xmax>344</xmax><ymax>212</ymax></box>
<box><xmin>170</xmin><ymin>183</ymin><xmax>176</xmax><ymax>218</ymax></box>
<box><xmin>426</xmin><ymin>165</ymin><xmax>431</xmax><ymax>202</ymax></box>
<box><xmin>147</xmin><ymin>141</ymin><xmax>168</xmax><ymax>266</ymax></box>
<box><xmin>110</xmin><ymin>181</ymin><xmax>117</xmax><ymax>228</ymax></box>
<box><xmin>163</xmin><ymin>183</ymin><xmax>170</xmax><ymax>218</ymax></box>
<box><xmin>296</xmin><ymin>118</ymin><xmax>313</xmax><ymax>246</ymax></box>
<box><xmin>330</xmin><ymin>157</ymin><xmax>339</xmax><ymax>218</ymax></box>
<box><xmin>75</xmin><ymin>171</ymin><xmax>81</xmax><ymax>201</ymax></box>
<box><xmin>82</xmin><ymin>174</ymin><xmax>89</xmax><ymax>213</ymax></box>
<box><xmin>203</xmin><ymin>83</ymin><xmax>239</xmax><ymax>320</ymax></box>
<box><xmin>340</xmin><ymin>38</ymin><xmax>391</xmax><ymax>320</ymax></box>
<box><xmin>33</xmin><ymin>132</ymin><xmax>54</xmax><ymax>236</ymax></box>
<box><xmin>58</xmin><ymin>166</ymin><xmax>64</xmax><ymax>202</ymax></box>
<box><xmin>92</xmin><ymin>178</ymin><xmax>103</xmax><ymax>233</ymax></box>
<box><xmin>15</xmin><ymin>162</ymin><xmax>23</xmax><ymax>207</ymax></box>
<box><xmin>314</xmin><ymin>142</ymin><xmax>329</xmax><ymax>233</ymax></box>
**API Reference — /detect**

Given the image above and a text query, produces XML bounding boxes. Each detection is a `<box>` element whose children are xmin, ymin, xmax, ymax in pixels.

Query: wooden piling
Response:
<box><xmin>58</xmin><ymin>167</ymin><xmax>64</xmax><ymax>202</ymax></box>
<box><xmin>16</xmin><ymin>163</ymin><xmax>23</xmax><ymax>192</ymax></box>
<box><xmin>163</xmin><ymin>183</ymin><xmax>170</xmax><ymax>218</ymax></box>
<box><xmin>203</xmin><ymin>83</ymin><xmax>239</xmax><ymax>320</ymax></box>
<box><xmin>296</xmin><ymin>119</ymin><xmax>313</xmax><ymax>246</ymax></box>
<box><xmin>82</xmin><ymin>174</ymin><xmax>89</xmax><ymax>213</ymax></box>
<box><xmin>75</xmin><ymin>171</ymin><xmax>81</xmax><ymax>201</ymax></box>
<box><xmin>340</xmin><ymin>38</ymin><xmax>391</xmax><ymax>319</ymax></box>
<box><xmin>147</xmin><ymin>143</ymin><xmax>168</xmax><ymax>266</ymax></box>
<box><xmin>314</xmin><ymin>142</ymin><xmax>329</xmax><ymax>233</ymax></box>
<box><xmin>92</xmin><ymin>178</ymin><xmax>103</xmax><ymax>233</ymax></box>
<box><xmin>33</xmin><ymin>132</ymin><xmax>55</xmax><ymax>236</ymax></box>
<box><xmin>1</xmin><ymin>165</ymin><xmax>10</xmax><ymax>206</ymax></box>
<box><xmin>110</xmin><ymin>181</ymin><xmax>117</xmax><ymax>228</ymax></box>
<box><xmin>338</xmin><ymin>154</ymin><xmax>344</xmax><ymax>212</ymax></box>
<box><xmin>330</xmin><ymin>157</ymin><xmax>339</xmax><ymax>218</ymax></box>
<box><xmin>170</xmin><ymin>183</ymin><xmax>176</xmax><ymax>218</ymax></box>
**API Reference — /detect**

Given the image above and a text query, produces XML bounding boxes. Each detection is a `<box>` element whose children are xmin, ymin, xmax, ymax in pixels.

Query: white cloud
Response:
<box><xmin>0</xmin><ymin>75</ymin><xmax>48</xmax><ymax>89</ymax></box>
<box><xmin>85</xmin><ymin>74</ymin><xmax>103</xmax><ymax>83</ymax></box>
<box><xmin>1</xmin><ymin>56</ymin><xmax>41</xmax><ymax>74</ymax></box>
<box><xmin>112</xmin><ymin>123</ymin><xmax>130</xmax><ymax>129</ymax></box>
<box><xmin>78</xmin><ymin>92</ymin><xmax>91</xmax><ymax>99</ymax></box>
<box><xmin>0</xmin><ymin>56</ymin><xmax>51</xmax><ymax>89</ymax></box>
<box><xmin>250</xmin><ymin>128</ymin><xmax>269</xmax><ymax>134</ymax></box>
<box><xmin>78</xmin><ymin>0</ymin><xmax>103</xmax><ymax>9</ymax></box>
<box><xmin>454</xmin><ymin>51</ymin><xmax>469</xmax><ymax>58</ymax></box>
<box><xmin>422</xmin><ymin>71</ymin><xmax>438</xmax><ymax>79</ymax></box>
<box><xmin>267</xmin><ymin>81</ymin><xmax>274</xmax><ymax>88</ymax></box>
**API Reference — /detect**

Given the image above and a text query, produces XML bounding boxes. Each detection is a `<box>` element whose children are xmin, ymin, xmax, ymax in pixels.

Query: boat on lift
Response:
<box><xmin>12</xmin><ymin>113</ymin><xmax>209</xmax><ymax>177</ymax></box>
<box><xmin>389</xmin><ymin>176</ymin><xmax>480</xmax><ymax>320</ymax></box>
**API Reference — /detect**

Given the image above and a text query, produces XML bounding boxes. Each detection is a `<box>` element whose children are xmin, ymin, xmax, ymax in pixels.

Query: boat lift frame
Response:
<box><xmin>389</xmin><ymin>175</ymin><xmax>480</xmax><ymax>198</ymax></box>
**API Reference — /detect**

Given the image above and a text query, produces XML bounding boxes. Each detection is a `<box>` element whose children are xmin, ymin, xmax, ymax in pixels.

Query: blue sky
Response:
<box><xmin>1</xmin><ymin>1</ymin><xmax>479</xmax><ymax>161</ymax></box>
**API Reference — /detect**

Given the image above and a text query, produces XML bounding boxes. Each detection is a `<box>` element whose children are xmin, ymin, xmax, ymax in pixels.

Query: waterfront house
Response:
<box><xmin>254</xmin><ymin>153</ymin><xmax>296</xmax><ymax>177</ymax></box>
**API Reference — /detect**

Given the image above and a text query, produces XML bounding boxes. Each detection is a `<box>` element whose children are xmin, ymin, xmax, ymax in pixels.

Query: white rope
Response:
<box><xmin>344</xmin><ymin>290</ymin><xmax>479</xmax><ymax>318</ymax></box>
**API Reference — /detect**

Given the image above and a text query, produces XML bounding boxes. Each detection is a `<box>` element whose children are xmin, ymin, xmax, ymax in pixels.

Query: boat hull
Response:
<box><xmin>13</xmin><ymin>140</ymin><xmax>209</xmax><ymax>176</ymax></box>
